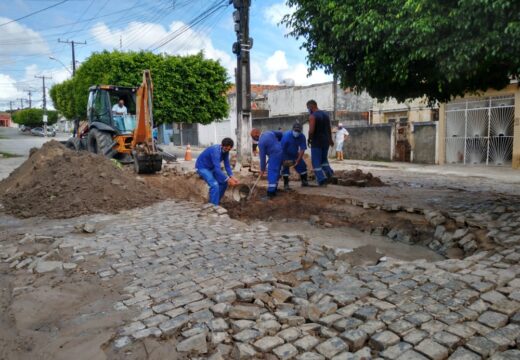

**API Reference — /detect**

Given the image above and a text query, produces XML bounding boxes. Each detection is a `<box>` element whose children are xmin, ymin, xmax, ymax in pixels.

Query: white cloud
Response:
<box><xmin>0</xmin><ymin>73</ymin><xmax>24</xmax><ymax>102</ymax></box>
<box><xmin>263</xmin><ymin>3</ymin><xmax>294</xmax><ymax>27</ymax></box>
<box><xmin>90</xmin><ymin>21</ymin><xmax>235</xmax><ymax>78</ymax></box>
<box><xmin>260</xmin><ymin>50</ymin><xmax>332</xmax><ymax>86</ymax></box>
<box><xmin>0</xmin><ymin>17</ymin><xmax>50</xmax><ymax>56</ymax></box>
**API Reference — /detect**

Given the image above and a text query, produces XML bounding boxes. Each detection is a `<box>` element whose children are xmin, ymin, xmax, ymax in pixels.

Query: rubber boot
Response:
<box><xmin>336</xmin><ymin>151</ymin><xmax>341</xmax><ymax>160</ymax></box>
<box><xmin>300</xmin><ymin>173</ymin><xmax>309</xmax><ymax>187</ymax></box>
<box><xmin>283</xmin><ymin>176</ymin><xmax>290</xmax><ymax>190</ymax></box>
<box><xmin>340</xmin><ymin>152</ymin><xmax>344</xmax><ymax>161</ymax></box>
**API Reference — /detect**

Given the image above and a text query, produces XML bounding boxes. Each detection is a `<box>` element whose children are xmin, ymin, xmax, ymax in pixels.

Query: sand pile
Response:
<box><xmin>331</xmin><ymin>169</ymin><xmax>385</xmax><ymax>187</ymax></box>
<box><xmin>0</xmin><ymin>140</ymin><xmax>164</xmax><ymax>218</ymax></box>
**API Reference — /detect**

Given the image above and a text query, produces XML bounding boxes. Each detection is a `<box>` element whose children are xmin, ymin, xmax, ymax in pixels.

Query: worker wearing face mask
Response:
<box><xmin>280</xmin><ymin>122</ymin><xmax>309</xmax><ymax>190</ymax></box>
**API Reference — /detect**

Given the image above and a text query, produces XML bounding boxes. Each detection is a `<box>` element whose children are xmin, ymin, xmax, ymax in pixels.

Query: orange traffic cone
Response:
<box><xmin>184</xmin><ymin>144</ymin><xmax>192</xmax><ymax>161</ymax></box>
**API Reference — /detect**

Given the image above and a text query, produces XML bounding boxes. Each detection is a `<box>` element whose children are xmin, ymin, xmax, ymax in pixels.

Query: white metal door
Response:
<box><xmin>445</xmin><ymin>95</ymin><xmax>514</xmax><ymax>166</ymax></box>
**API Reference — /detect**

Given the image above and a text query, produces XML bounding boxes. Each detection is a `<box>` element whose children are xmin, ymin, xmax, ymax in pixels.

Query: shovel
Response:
<box><xmin>246</xmin><ymin>171</ymin><xmax>263</xmax><ymax>201</ymax></box>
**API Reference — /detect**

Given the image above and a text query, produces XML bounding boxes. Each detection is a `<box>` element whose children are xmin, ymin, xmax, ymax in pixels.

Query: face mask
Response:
<box><xmin>292</xmin><ymin>131</ymin><xmax>300</xmax><ymax>138</ymax></box>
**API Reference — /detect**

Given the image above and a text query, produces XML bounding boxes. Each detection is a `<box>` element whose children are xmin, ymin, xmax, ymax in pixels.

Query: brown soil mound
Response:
<box><xmin>331</xmin><ymin>169</ymin><xmax>385</xmax><ymax>187</ymax></box>
<box><xmin>0</xmin><ymin>140</ymin><xmax>164</xmax><ymax>219</ymax></box>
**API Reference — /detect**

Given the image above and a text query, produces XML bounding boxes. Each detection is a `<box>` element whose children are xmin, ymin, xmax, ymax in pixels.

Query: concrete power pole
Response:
<box><xmin>17</xmin><ymin>98</ymin><xmax>24</xmax><ymax>110</ymax></box>
<box><xmin>231</xmin><ymin>0</ymin><xmax>252</xmax><ymax>167</ymax></box>
<box><xmin>58</xmin><ymin>38</ymin><xmax>86</xmax><ymax>75</ymax></box>
<box><xmin>35</xmin><ymin>75</ymin><xmax>52</xmax><ymax>135</ymax></box>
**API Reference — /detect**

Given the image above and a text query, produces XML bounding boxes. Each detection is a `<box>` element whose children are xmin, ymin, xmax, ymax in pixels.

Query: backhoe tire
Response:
<box><xmin>87</xmin><ymin>129</ymin><xmax>114</xmax><ymax>157</ymax></box>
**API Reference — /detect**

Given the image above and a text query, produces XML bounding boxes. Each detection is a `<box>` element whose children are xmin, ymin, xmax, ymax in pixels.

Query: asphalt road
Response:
<box><xmin>0</xmin><ymin>127</ymin><xmax>69</xmax><ymax>180</ymax></box>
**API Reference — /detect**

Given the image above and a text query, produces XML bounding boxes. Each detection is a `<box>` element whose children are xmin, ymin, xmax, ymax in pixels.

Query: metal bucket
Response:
<box><xmin>231</xmin><ymin>184</ymin><xmax>250</xmax><ymax>202</ymax></box>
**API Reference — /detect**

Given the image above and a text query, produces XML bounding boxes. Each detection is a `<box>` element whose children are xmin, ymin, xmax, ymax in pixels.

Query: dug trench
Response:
<box><xmin>142</xmin><ymin>167</ymin><xmax>492</xmax><ymax>263</ymax></box>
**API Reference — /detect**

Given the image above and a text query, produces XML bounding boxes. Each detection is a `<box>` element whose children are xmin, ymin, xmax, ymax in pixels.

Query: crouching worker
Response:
<box><xmin>195</xmin><ymin>137</ymin><xmax>239</xmax><ymax>206</ymax></box>
<box><xmin>281</xmin><ymin>122</ymin><xmax>309</xmax><ymax>190</ymax></box>
<box><xmin>251</xmin><ymin>128</ymin><xmax>283</xmax><ymax>199</ymax></box>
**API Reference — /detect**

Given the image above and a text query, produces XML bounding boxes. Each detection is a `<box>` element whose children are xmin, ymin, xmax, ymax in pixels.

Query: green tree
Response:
<box><xmin>50</xmin><ymin>50</ymin><xmax>231</xmax><ymax>124</ymax></box>
<box><xmin>12</xmin><ymin>109</ymin><xmax>58</xmax><ymax>127</ymax></box>
<box><xmin>284</xmin><ymin>0</ymin><xmax>520</xmax><ymax>102</ymax></box>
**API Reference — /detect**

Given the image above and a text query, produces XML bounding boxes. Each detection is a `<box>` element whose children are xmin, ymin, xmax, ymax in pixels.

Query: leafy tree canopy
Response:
<box><xmin>50</xmin><ymin>51</ymin><xmax>231</xmax><ymax>125</ymax></box>
<box><xmin>12</xmin><ymin>108</ymin><xmax>58</xmax><ymax>127</ymax></box>
<box><xmin>284</xmin><ymin>0</ymin><xmax>520</xmax><ymax>103</ymax></box>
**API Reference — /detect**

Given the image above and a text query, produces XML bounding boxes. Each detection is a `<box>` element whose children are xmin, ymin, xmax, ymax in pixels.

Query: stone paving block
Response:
<box><xmin>315</xmin><ymin>337</ymin><xmax>348</xmax><ymax>359</ymax></box>
<box><xmin>273</xmin><ymin>343</ymin><xmax>299</xmax><ymax>360</ymax></box>
<box><xmin>396</xmin><ymin>349</ymin><xmax>429</xmax><ymax>360</ymax></box>
<box><xmin>446</xmin><ymin>323</ymin><xmax>476</xmax><ymax>339</ymax></box>
<box><xmin>489</xmin><ymin>349</ymin><xmax>520</xmax><ymax>360</ymax></box>
<box><xmin>295</xmin><ymin>335</ymin><xmax>322</xmax><ymax>352</ymax></box>
<box><xmin>256</xmin><ymin>320</ymin><xmax>282</xmax><ymax>335</ymax></box>
<box><xmin>334</xmin><ymin>317</ymin><xmax>363</xmax><ymax>332</ymax></box>
<box><xmin>212</xmin><ymin>289</ymin><xmax>236</xmax><ymax>303</ymax></box>
<box><xmin>297</xmin><ymin>352</ymin><xmax>326</xmax><ymax>360</ymax></box>
<box><xmin>132</xmin><ymin>327</ymin><xmax>162</xmax><ymax>340</ymax></box>
<box><xmin>272</xmin><ymin>288</ymin><xmax>293</xmax><ymax>303</ymax></box>
<box><xmin>465</xmin><ymin>336</ymin><xmax>500</xmax><ymax>358</ymax></box>
<box><xmin>232</xmin><ymin>343</ymin><xmax>257</xmax><ymax>359</ymax></box>
<box><xmin>489</xmin><ymin>299</ymin><xmax>520</xmax><ymax>316</ymax></box>
<box><xmin>447</xmin><ymin>347</ymin><xmax>481</xmax><ymax>360</ymax></box>
<box><xmin>403</xmin><ymin>329</ymin><xmax>429</xmax><ymax>346</ymax></box>
<box><xmin>415</xmin><ymin>339</ymin><xmax>449</xmax><ymax>360</ymax></box>
<box><xmin>358</xmin><ymin>320</ymin><xmax>386</xmax><ymax>335</ymax></box>
<box><xmin>380</xmin><ymin>342</ymin><xmax>413</xmax><ymax>359</ymax></box>
<box><xmin>158</xmin><ymin>314</ymin><xmax>190</xmax><ymax>335</ymax></box>
<box><xmin>143</xmin><ymin>314</ymin><xmax>169</xmax><ymax>328</ymax></box>
<box><xmin>340</xmin><ymin>329</ymin><xmax>368</xmax><ymax>352</ymax></box>
<box><xmin>510</xmin><ymin>312</ymin><xmax>520</xmax><ymax>324</ymax></box>
<box><xmin>233</xmin><ymin>329</ymin><xmax>261</xmax><ymax>343</ymax></box>
<box><xmin>389</xmin><ymin>320</ymin><xmax>415</xmax><ymax>337</ymax></box>
<box><xmin>354</xmin><ymin>306</ymin><xmax>379</xmax><ymax>321</ymax></box>
<box><xmin>229</xmin><ymin>305</ymin><xmax>262</xmax><ymax>320</ymax></box>
<box><xmin>277</xmin><ymin>327</ymin><xmax>301</xmax><ymax>342</ymax></box>
<box><xmin>421</xmin><ymin>320</ymin><xmax>447</xmax><ymax>335</ymax></box>
<box><xmin>119</xmin><ymin>321</ymin><xmax>145</xmax><ymax>336</ymax></box>
<box><xmin>432</xmin><ymin>331</ymin><xmax>461</xmax><ymax>350</ymax></box>
<box><xmin>176</xmin><ymin>333</ymin><xmax>208</xmax><ymax>354</ymax></box>
<box><xmin>114</xmin><ymin>336</ymin><xmax>132</xmax><ymax>349</ymax></box>
<box><xmin>253</xmin><ymin>336</ymin><xmax>284</xmax><ymax>352</ymax></box>
<box><xmin>236</xmin><ymin>288</ymin><xmax>255</xmax><ymax>302</ymax></box>
<box><xmin>477</xmin><ymin>311</ymin><xmax>508</xmax><ymax>329</ymax></box>
<box><xmin>209</xmin><ymin>318</ymin><xmax>228</xmax><ymax>332</ymax></box>
<box><xmin>481</xmin><ymin>291</ymin><xmax>507</xmax><ymax>304</ymax></box>
<box><xmin>405</xmin><ymin>312</ymin><xmax>433</xmax><ymax>326</ymax></box>
<box><xmin>320</xmin><ymin>314</ymin><xmax>344</xmax><ymax>327</ymax></box>
<box><xmin>186</xmin><ymin>299</ymin><xmax>214</xmax><ymax>313</ymax></box>
<box><xmin>369</xmin><ymin>331</ymin><xmax>400</xmax><ymax>351</ymax></box>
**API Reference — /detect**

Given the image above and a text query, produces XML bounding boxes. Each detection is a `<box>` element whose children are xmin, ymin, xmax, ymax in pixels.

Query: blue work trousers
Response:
<box><xmin>311</xmin><ymin>146</ymin><xmax>334</xmax><ymax>184</ymax></box>
<box><xmin>197</xmin><ymin>168</ymin><xmax>228</xmax><ymax>205</ymax></box>
<box><xmin>282</xmin><ymin>155</ymin><xmax>307</xmax><ymax>177</ymax></box>
<box><xmin>266</xmin><ymin>151</ymin><xmax>282</xmax><ymax>195</ymax></box>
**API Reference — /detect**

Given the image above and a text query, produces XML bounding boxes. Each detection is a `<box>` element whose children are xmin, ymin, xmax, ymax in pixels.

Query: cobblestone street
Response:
<box><xmin>2</xmin><ymin>195</ymin><xmax>520</xmax><ymax>359</ymax></box>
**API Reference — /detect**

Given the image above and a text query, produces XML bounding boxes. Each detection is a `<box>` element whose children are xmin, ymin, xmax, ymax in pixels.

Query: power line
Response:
<box><xmin>0</xmin><ymin>0</ymin><xmax>69</xmax><ymax>28</ymax></box>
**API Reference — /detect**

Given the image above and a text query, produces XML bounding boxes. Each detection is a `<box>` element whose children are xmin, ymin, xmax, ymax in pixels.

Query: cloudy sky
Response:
<box><xmin>0</xmin><ymin>0</ymin><xmax>331</xmax><ymax>110</ymax></box>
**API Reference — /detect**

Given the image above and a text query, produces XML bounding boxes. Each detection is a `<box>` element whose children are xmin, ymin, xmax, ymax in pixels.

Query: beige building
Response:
<box><xmin>438</xmin><ymin>83</ymin><xmax>520</xmax><ymax>169</ymax></box>
<box><xmin>371</xmin><ymin>97</ymin><xmax>439</xmax><ymax>162</ymax></box>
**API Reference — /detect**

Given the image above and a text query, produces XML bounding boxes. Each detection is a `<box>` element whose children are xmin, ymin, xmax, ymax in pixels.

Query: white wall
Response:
<box><xmin>268</xmin><ymin>83</ymin><xmax>334</xmax><ymax>116</ymax></box>
<box><xmin>198</xmin><ymin>94</ymin><xmax>237</xmax><ymax>147</ymax></box>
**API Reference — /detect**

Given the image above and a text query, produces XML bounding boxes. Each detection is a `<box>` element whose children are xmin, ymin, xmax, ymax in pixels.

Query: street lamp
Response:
<box><xmin>49</xmin><ymin>56</ymin><xmax>72</xmax><ymax>75</ymax></box>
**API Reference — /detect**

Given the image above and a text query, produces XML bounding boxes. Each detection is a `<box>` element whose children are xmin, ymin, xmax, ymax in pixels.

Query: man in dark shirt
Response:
<box><xmin>307</xmin><ymin>100</ymin><xmax>334</xmax><ymax>186</ymax></box>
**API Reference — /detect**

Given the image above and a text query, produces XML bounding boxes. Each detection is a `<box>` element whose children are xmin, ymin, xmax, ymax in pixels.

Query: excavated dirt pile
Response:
<box><xmin>331</xmin><ymin>169</ymin><xmax>385</xmax><ymax>187</ymax></box>
<box><xmin>0</xmin><ymin>140</ymin><xmax>164</xmax><ymax>219</ymax></box>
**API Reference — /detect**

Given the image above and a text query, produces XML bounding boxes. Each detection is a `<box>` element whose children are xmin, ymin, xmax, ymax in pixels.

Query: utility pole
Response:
<box><xmin>35</xmin><ymin>75</ymin><xmax>52</xmax><ymax>136</ymax></box>
<box><xmin>24</xmin><ymin>89</ymin><xmax>32</xmax><ymax>108</ymax></box>
<box><xmin>58</xmin><ymin>38</ymin><xmax>86</xmax><ymax>75</ymax></box>
<box><xmin>332</xmin><ymin>73</ymin><xmax>337</xmax><ymax>124</ymax></box>
<box><xmin>9</xmin><ymin>100</ymin><xmax>13</xmax><ymax>113</ymax></box>
<box><xmin>17</xmin><ymin>98</ymin><xmax>24</xmax><ymax>110</ymax></box>
<box><xmin>231</xmin><ymin>0</ymin><xmax>252</xmax><ymax>167</ymax></box>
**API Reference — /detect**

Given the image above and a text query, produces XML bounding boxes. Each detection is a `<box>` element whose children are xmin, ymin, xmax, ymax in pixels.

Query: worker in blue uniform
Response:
<box><xmin>195</xmin><ymin>137</ymin><xmax>239</xmax><ymax>206</ymax></box>
<box><xmin>281</xmin><ymin>122</ymin><xmax>309</xmax><ymax>190</ymax></box>
<box><xmin>250</xmin><ymin>128</ymin><xmax>283</xmax><ymax>199</ymax></box>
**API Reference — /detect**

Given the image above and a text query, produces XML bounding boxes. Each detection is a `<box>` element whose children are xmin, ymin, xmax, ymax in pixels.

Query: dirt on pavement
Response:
<box><xmin>0</xmin><ymin>141</ymin><xmax>165</xmax><ymax>219</ymax></box>
<box><xmin>331</xmin><ymin>169</ymin><xmax>385</xmax><ymax>187</ymax></box>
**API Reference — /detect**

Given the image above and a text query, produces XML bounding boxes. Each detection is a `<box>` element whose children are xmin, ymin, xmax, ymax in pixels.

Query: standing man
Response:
<box><xmin>251</xmin><ymin>128</ymin><xmax>283</xmax><ymax>199</ymax></box>
<box><xmin>112</xmin><ymin>98</ymin><xmax>127</xmax><ymax>115</ymax></box>
<box><xmin>281</xmin><ymin>123</ymin><xmax>309</xmax><ymax>190</ymax></box>
<box><xmin>195</xmin><ymin>138</ymin><xmax>239</xmax><ymax>206</ymax></box>
<box><xmin>307</xmin><ymin>100</ymin><xmax>334</xmax><ymax>186</ymax></box>
<box><xmin>335</xmin><ymin>123</ymin><xmax>349</xmax><ymax>160</ymax></box>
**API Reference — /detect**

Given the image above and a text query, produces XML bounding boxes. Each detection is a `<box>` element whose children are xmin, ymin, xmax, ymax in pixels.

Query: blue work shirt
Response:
<box><xmin>281</xmin><ymin>130</ymin><xmax>307</xmax><ymax>159</ymax></box>
<box><xmin>258</xmin><ymin>130</ymin><xmax>283</xmax><ymax>171</ymax></box>
<box><xmin>195</xmin><ymin>144</ymin><xmax>233</xmax><ymax>183</ymax></box>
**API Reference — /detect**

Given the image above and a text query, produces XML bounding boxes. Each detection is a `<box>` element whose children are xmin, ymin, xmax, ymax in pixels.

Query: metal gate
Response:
<box><xmin>445</xmin><ymin>95</ymin><xmax>514</xmax><ymax>166</ymax></box>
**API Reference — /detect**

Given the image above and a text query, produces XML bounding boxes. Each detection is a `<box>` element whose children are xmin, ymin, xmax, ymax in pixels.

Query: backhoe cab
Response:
<box><xmin>66</xmin><ymin>70</ymin><xmax>163</xmax><ymax>174</ymax></box>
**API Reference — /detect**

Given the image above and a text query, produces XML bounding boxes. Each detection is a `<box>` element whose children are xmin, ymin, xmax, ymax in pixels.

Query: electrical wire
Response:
<box><xmin>0</xmin><ymin>0</ymin><xmax>69</xmax><ymax>28</ymax></box>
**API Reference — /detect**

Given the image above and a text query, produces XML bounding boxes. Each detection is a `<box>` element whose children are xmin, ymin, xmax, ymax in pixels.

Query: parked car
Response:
<box><xmin>30</xmin><ymin>127</ymin><xmax>56</xmax><ymax>137</ymax></box>
<box><xmin>19</xmin><ymin>125</ymin><xmax>32</xmax><ymax>133</ymax></box>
